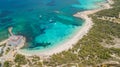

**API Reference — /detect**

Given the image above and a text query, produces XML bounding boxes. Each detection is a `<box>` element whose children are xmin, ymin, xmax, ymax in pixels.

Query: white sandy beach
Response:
<box><xmin>17</xmin><ymin>0</ymin><xmax>114</xmax><ymax>57</ymax></box>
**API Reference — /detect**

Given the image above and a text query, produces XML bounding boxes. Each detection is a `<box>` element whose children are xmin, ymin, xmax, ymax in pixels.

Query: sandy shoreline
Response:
<box><xmin>17</xmin><ymin>0</ymin><xmax>114</xmax><ymax>57</ymax></box>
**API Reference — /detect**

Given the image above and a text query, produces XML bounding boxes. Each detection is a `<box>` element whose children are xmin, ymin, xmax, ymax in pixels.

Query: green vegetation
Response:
<box><xmin>0</xmin><ymin>62</ymin><xmax>1</xmax><ymax>67</ymax></box>
<box><xmin>14</xmin><ymin>54</ymin><xmax>27</xmax><ymax>65</ymax></box>
<box><xmin>43</xmin><ymin>0</ymin><xmax>120</xmax><ymax>66</ymax></box>
<box><xmin>5</xmin><ymin>47</ymin><xmax>10</xmax><ymax>54</ymax></box>
<box><xmin>32</xmin><ymin>62</ymin><xmax>43</xmax><ymax>67</ymax></box>
<box><xmin>31</xmin><ymin>56</ymin><xmax>40</xmax><ymax>62</ymax></box>
<box><xmin>30</xmin><ymin>56</ymin><xmax>43</xmax><ymax>67</ymax></box>
<box><xmin>96</xmin><ymin>0</ymin><xmax>120</xmax><ymax>18</ymax></box>
<box><xmin>3</xmin><ymin>61</ymin><xmax>12</xmax><ymax>67</ymax></box>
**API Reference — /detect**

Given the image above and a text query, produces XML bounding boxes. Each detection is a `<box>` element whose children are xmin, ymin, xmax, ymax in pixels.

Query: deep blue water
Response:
<box><xmin>0</xmin><ymin>0</ymin><xmax>106</xmax><ymax>51</ymax></box>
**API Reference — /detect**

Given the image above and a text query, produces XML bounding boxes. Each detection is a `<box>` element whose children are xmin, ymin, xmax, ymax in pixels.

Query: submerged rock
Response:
<box><xmin>0</xmin><ymin>17</ymin><xmax>12</xmax><ymax>23</ymax></box>
<box><xmin>47</xmin><ymin>0</ymin><xmax>56</xmax><ymax>6</ymax></box>
<box><xmin>28</xmin><ymin>42</ymin><xmax>51</xmax><ymax>48</ymax></box>
<box><xmin>0</xmin><ymin>17</ymin><xmax>13</xmax><ymax>27</ymax></box>
<box><xmin>0</xmin><ymin>10</ymin><xmax>13</xmax><ymax>18</ymax></box>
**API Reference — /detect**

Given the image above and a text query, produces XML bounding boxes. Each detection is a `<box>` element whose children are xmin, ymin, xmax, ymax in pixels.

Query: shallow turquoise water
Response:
<box><xmin>0</xmin><ymin>0</ymin><xmax>106</xmax><ymax>51</ymax></box>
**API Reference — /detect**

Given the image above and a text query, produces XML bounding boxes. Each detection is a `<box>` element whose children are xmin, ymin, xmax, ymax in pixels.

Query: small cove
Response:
<box><xmin>0</xmin><ymin>0</ymin><xmax>106</xmax><ymax>52</ymax></box>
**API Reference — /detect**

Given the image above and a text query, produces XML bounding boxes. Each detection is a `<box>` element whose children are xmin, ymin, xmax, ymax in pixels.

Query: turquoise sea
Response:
<box><xmin>0</xmin><ymin>0</ymin><xmax>106</xmax><ymax>51</ymax></box>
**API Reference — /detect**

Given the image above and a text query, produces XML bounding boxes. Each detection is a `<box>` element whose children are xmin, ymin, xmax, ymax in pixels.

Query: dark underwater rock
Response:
<box><xmin>0</xmin><ymin>17</ymin><xmax>13</xmax><ymax>26</ymax></box>
<box><xmin>47</xmin><ymin>0</ymin><xmax>56</xmax><ymax>6</ymax></box>
<box><xmin>0</xmin><ymin>17</ymin><xmax>12</xmax><ymax>23</ymax></box>
<box><xmin>0</xmin><ymin>10</ymin><xmax>13</xmax><ymax>18</ymax></box>
<box><xmin>29</xmin><ymin>42</ymin><xmax>51</xmax><ymax>48</ymax></box>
